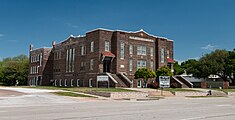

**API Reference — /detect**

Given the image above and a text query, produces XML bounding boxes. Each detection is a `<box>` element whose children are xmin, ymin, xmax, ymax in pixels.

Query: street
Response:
<box><xmin>0</xmin><ymin>87</ymin><xmax>235</xmax><ymax>120</ymax></box>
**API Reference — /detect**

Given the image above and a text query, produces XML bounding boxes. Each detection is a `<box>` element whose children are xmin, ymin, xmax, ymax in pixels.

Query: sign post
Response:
<box><xmin>159</xmin><ymin>76</ymin><xmax>170</xmax><ymax>96</ymax></box>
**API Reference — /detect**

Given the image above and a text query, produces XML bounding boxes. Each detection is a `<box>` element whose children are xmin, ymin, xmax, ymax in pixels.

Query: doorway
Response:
<box><xmin>103</xmin><ymin>57</ymin><xmax>112</xmax><ymax>73</ymax></box>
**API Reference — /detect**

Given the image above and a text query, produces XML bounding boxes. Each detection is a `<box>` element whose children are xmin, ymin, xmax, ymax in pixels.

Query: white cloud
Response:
<box><xmin>66</xmin><ymin>23</ymin><xmax>79</xmax><ymax>28</ymax></box>
<box><xmin>201</xmin><ymin>44</ymin><xmax>217</xmax><ymax>51</ymax></box>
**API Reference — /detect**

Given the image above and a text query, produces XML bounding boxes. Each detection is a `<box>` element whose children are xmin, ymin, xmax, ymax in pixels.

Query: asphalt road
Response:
<box><xmin>0</xmin><ymin>87</ymin><xmax>235</xmax><ymax>120</ymax></box>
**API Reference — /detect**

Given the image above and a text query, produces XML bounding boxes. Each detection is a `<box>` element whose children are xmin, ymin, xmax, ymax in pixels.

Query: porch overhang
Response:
<box><xmin>167</xmin><ymin>58</ymin><xmax>175</xmax><ymax>63</ymax></box>
<box><xmin>101</xmin><ymin>51</ymin><xmax>115</xmax><ymax>61</ymax></box>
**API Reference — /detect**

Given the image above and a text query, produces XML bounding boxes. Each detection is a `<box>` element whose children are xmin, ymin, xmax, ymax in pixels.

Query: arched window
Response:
<box><xmin>65</xmin><ymin>79</ymin><xmax>67</xmax><ymax>86</ymax></box>
<box><xmin>71</xmin><ymin>79</ymin><xmax>74</xmax><ymax>86</ymax></box>
<box><xmin>77</xmin><ymin>79</ymin><xmax>80</xmax><ymax>87</ymax></box>
<box><xmin>55</xmin><ymin>80</ymin><xmax>57</xmax><ymax>86</ymax></box>
<box><xmin>59</xmin><ymin>79</ymin><xmax>62</xmax><ymax>86</ymax></box>
<box><xmin>89</xmin><ymin>78</ymin><xmax>92</xmax><ymax>87</ymax></box>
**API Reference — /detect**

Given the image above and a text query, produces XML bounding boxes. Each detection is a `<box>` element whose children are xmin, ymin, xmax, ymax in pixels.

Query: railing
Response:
<box><xmin>105</xmin><ymin>73</ymin><xmax>118</xmax><ymax>84</ymax></box>
<box><xmin>118</xmin><ymin>72</ymin><xmax>132</xmax><ymax>87</ymax></box>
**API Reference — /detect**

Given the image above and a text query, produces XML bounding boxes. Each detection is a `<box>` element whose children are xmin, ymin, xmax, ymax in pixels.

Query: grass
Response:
<box><xmin>217</xmin><ymin>89</ymin><xmax>235</xmax><ymax>92</ymax></box>
<box><xmin>160</xmin><ymin>88</ymin><xmax>200</xmax><ymax>92</ymax></box>
<box><xmin>22</xmin><ymin>86</ymin><xmax>136</xmax><ymax>93</ymax></box>
<box><xmin>53</xmin><ymin>92</ymin><xmax>97</xmax><ymax>98</ymax></box>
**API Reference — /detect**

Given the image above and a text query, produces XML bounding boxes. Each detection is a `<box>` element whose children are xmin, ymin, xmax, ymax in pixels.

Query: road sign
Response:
<box><xmin>159</xmin><ymin>76</ymin><xmax>170</xmax><ymax>88</ymax></box>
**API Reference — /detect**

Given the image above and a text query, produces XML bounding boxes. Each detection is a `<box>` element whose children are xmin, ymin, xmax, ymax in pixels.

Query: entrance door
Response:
<box><xmin>103</xmin><ymin>57</ymin><xmax>112</xmax><ymax>73</ymax></box>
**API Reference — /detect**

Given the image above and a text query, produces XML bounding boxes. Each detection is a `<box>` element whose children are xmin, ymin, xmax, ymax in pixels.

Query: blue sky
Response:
<box><xmin>0</xmin><ymin>0</ymin><xmax>234</xmax><ymax>62</ymax></box>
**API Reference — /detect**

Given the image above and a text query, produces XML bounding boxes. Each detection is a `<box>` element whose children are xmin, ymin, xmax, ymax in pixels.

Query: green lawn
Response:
<box><xmin>219</xmin><ymin>89</ymin><xmax>235</xmax><ymax>92</ymax></box>
<box><xmin>160</xmin><ymin>88</ymin><xmax>200</xmax><ymax>92</ymax></box>
<box><xmin>23</xmin><ymin>86</ymin><xmax>136</xmax><ymax>93</ymax></box>
<box><xmin>53</xmin><ymin>92</ymin><xmax>97</xmax><ymax>98</ymax></box>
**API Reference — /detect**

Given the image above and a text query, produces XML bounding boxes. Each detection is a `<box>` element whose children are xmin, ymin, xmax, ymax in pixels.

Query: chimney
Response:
<box><xmin>52</xmin><ymin>41</ymin><xmax>56</xmax><ymax>47</ymax></box>
<box><xmin>30</xmin><ymin>44</ymin><xmax>33</xmax><ymax>51</ymax></box>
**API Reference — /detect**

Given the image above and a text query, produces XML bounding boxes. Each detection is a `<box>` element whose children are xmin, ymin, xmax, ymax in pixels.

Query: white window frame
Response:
<box><xmin>120</xmin><ymin>42</ymin><xmax>125</xmax><ymax>59</ymax></box>
<box><xmin>90</xmin><ymin>41</ymin><xmax>94</xmax><ymax>52</ymax></box>
<box><xmin>81</xmin><ymin>44</ymin><xmax>86</xmax><ymax>55</ymax></box>
<box><xmin>137</xmin><ymin>80</ymin><xmax>142</xmax><ymax>88</ymax></box>
<box><xmin>129</xmin><ymin>44</ymin><xmax>133</xmax><ymax>54</ymax></box>
<box><xmin>150</xmin><ymin>47</ymin><xmax>154</xmax><ymax>56</ymax></box>
<box><xmin>161</xmin><ymin>48</ymin><xmax>165</xmax><ymax>63</ymax></box>
<box><xmin>55</xmin><ymin>80</ymin><xmax>57</xmax><ymax>86</ymax></box>
<box><xmin>142</xmin><ymin>46</ymin><xmax>146</xmax><ymax>55</ymax></box>
<box><xmin>105</xmin><ymin>41</ymin><xmax>110</xmax><ymax>51</ymax></box>
<box><xmin>77</xmin><ymin>79</ymin><xmax>80</xmax><ymax>87</ymax></box>
<box><xmin>90</xmin><ymin>59</ymin><xmax>94</xmax><ymax>70</ymax></box>
<box><xmin>71</xmin><ymin>79</ymin><xmax>74</xmax><ymax>86</ymax></box>
<box><xmin>59</xmin><ymin>79</ymin><xmax>62</xmax><ymax>86</ymax></box>
<box><xmin>89</xmin><ymin>79</ymin><xmax>92</xmax><ymax>87</ymax></box>
<box><xmin>129</xmin><ymin>59</ymin><xmax>133</xmax><ymax>72</ymax></box>
<box><xmin>167</xmin><ymin>50</ymin><xmax>170</xmax><ymax>58</ymax></box>
<box><xmin>137</xmin><ymin>60</ymin><xmax>147</xmax><ymax>69</ymax></box>
<box><xmin>64</xmin><ymin>79</ymin><xmax>67</xmax><ymax>86</ymax></box>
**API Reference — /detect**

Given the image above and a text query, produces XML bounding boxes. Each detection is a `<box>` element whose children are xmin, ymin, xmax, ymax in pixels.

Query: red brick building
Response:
<box><xmin>28</xmin><ymin>28</ymin><xmax>174</xmax><ymax>88</ymax></box>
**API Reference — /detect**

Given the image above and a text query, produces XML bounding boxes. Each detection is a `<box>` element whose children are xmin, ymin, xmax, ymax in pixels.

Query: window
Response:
<box><xmin>137</xmin><ymin>60</ymin><xmax>141</xmax><ymax>69</ymax></box>
<box><xmin>59</xmin><ymin>79</ymin><xmax>62</xmax><ymax>86</ymax></box>
<box><xmin>150</xmin><ymin>47</ymin><xmax>154</xmax><ymax>56</ymax></box>
<box><xmin>40</xmin><ymin>53</ymin><xmax>42</xmax><ymax>66</ymax></box>
<box><xmin>142</xmin><ymin>46</ymin><xmax>146</xmax><ymax>55</ymax></box>
<box><xmin>66</xmin><ymin>49</ymin><xmax>69</xmax><ymax>72</ymax></box>
<box><xmin>105</xmin><ymin>41</ymin><xmax>110</xmax><ymax>51</ymax></box>
<box><xmin>54</xmin><ymin>80</ymin><xmax>57</xmax><ymax>86</ymax></box>
<box><xmin>80</xmin><ymin>61</ymin><xmax>86</xmax><ymax>71</ymax></box>
<box><xmin>137</xmin><ymin>45</ymin><xmax>146</xmax><ymax>55</ymax></box>
<box><xmin>81</xmin><ymin>44</ymin><xmax>86</xmax><ymax>55</ymax></box>
<box><xmin>161</xmin><ymin>48</ymin><xmax>165</xmax><ymax>63</ymax></box>
<box><xmin>150</xmin><ymin>61</ymin><xmax>154</xmax><ymax>71</ymax></box>
<box><xmin>90</xmin><ymin>41</ymin><xmax>94</xmax><ymax>52</ymax></box>
<box><xmin>77</xmin><ymin>79</ymin><xmax>80</xmax><ymax>87</ymax></box>
<box><xmin>90</xmin><ymin>59</ymin><xmax>94</xmax><ymax>70</ymax></box>
<box><xmin>64</xmin><ymin>79</ymin><xmax>67</xmax><ymax>86</ymax></box>
<box><xmin>137</xmin><ymin>46</ymin><xmax>142</xmax><ymax>55</ymax></box>
<box><xmin>72</xmin><ymin>48</ymin><xmax>75</xmax><ymax>72</ymax></box>
<box><xmin>137</xmin><ymin>60</ymin><xmax>147</xmax><ymax>69</ymax></box>
<box><xmin>129</xmin><ymin>45</ymin><xmax>133</xmax><ymax>54</ymax></box>
<box><xmin>167</xmin><ymin>50</ymin><xmax>170</xmax><ymax>58</ymax></box>
<box><xmin>142</xmin><ymin>60</ymin><xmax>146</xmax><ymax>68</ymax></box>
<box><xmin>120</xmin><ymin>42</ymin><xmax>125</xmax><ymax>59</ymax></box>
<box><xmin>69</xmin><ymin>49</ymin><xmax>72</xmax><ymax>72</ymax></box>
<box><xmin>89</xmin><ymin>79</ymin><xmax>92</xmax><ymax>87</ymax></box>
<box><xmin>137</xmin><ymin>80</ymin><xmax>142</xmax><ymax>88</ymax></box>
<box><xmin>129</xmin><ymin>59</ymin><xmax>133</xmax><ymax>71</ymax></box>
<box><xmin>37</xmin><ymin>66</ymin><xmax>39</xmax><ymax>73</ymax></box>
<box><xmin>71</xmin><ymin>79</ymin><xmax>74</xmax><ymax>86</ymax></box>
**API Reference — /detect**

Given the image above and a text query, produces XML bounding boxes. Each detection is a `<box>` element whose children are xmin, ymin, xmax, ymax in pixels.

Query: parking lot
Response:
<box><xmin>0</xmin><ymin>87</ymin><xmax>235</xmax><ymax>120</ymax></box>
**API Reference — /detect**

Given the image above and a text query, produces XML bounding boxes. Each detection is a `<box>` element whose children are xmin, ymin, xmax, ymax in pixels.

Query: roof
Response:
<box><xmin>102</xmin><ymin>51</ymin><xmax>115</xmax><ymax>57</ymax></box>
<box><xmin>167</xmin><ymin>58</ymin><xmax>175</xmax><ymax>63</ymax></box>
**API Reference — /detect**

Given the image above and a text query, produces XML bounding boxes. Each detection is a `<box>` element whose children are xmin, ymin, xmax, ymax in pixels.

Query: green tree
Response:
<box><xmin>156</xmin><ymin>66</ymin><xmax>173</xmax><ymax>77</ymax></box>
<box><xmin>173</xmin><ymin>62</ymin><xmax>184</xmax><ymax>75</ymax></box>
<box><xmin>134</xmin><ymin>68</ymin><xmax>156</xmax><ymax>87</ymax></box>
<box><xmin>192</xmin><ymin>50</ymin><xmax>230</xmax><ymax>81</ymax></box>
<box><xmin>0</xmin><ymin>55</ymin><xmax>28</xmax><ymax>86</ymax></box>
<box><xmin>228</xmin><ymin>49</ymin><xmax>235</xmax><ymax>85</ymax></box>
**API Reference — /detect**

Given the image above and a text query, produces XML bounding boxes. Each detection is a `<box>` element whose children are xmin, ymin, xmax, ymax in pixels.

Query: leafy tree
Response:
<box><xmin>0</xmin><ymin>55</ymin><xmax>28</xmax><ymax>86</ymax></box>
<box><xmin>191</xmin><ymin>50</ymin><xmax>230</xmax><ymax>81</ymax></box>
<box><xmin>228</xmin><ymin>49</ymin><xmax>235</xmax><ymax>85</ymax></box>
<box><xmin>173</xmin><ymin>62</ymin><xmax>184</xmax><ymax>75</ymax></box>
<box><xmin>156</xmin><ymin>66</ymin><xmax>172</xmax><ymax>77</ymax></box>
<box><xmin>134</xmin><ymin>68</ymin><xmax>156</xmax><ymax>87</ymax></box>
